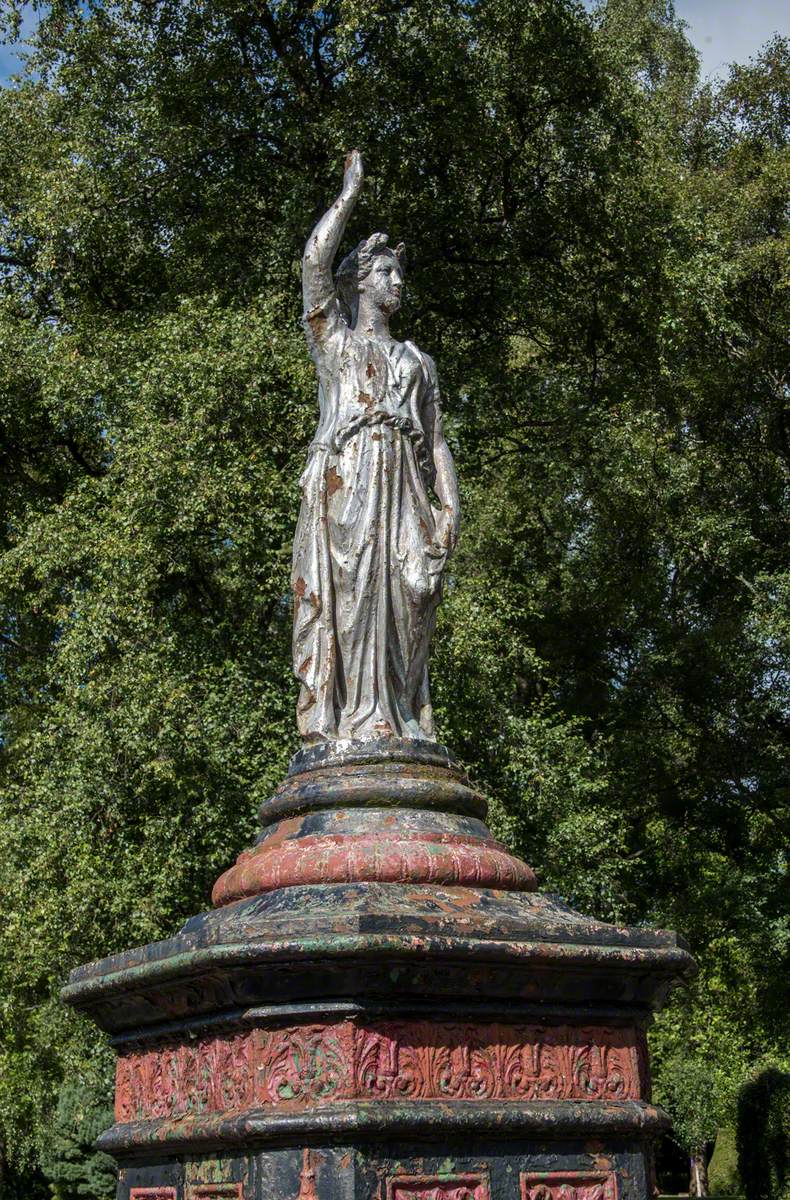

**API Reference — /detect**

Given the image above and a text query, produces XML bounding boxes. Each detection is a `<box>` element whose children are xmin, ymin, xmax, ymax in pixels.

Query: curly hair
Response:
<box><xmin>335</xmin><ymin>232</ymin><xmax>406</xmax><ymax>321</ymax></box>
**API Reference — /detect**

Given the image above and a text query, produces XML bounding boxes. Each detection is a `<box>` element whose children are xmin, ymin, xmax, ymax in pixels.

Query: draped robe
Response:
<box><xmin>292</xmin><ymin>293</ymin><xmax>448</xmax><ymax>741</ymax></box>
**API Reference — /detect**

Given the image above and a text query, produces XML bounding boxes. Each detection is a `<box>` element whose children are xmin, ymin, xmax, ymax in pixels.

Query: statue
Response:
<box><xmin>67</xmin><ymin>178</ymin><xmax>694</xmax><ymax>1200</ymax></box>
<box><xmin>292</xmin><ymin>151</ymin><xmax>460</xmax><ymax>743</ymax></box>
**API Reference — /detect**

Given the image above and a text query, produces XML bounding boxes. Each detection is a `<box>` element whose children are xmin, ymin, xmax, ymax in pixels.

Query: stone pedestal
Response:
<box><xmin>63</xmin><ymin>740</ymin><xmax>695</xmax><ymax>1200</ymax></box>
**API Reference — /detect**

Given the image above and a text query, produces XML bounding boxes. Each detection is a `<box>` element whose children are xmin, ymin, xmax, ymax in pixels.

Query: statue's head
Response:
<box><xmin>336</xmin><ymin>233</ymin><xmax>405</xmax><ymax>323</ymax></box>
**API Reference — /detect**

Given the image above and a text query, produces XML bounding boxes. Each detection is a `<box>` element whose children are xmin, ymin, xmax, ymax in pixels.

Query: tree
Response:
<box><xmin>654</xmin><ymin>1056</ymin><xmax>727</xmax><ymax>1197</ymax></box>
<box><xmin>0</xmin><ymin>0</ymin><xmax>787</xmax><ymax>1182</ymax></box>
<box><xmin>738</xmin><ymin>1068</ymin><xmax>790</xmax><ymax>1200</ymax></box>
<box><xmin>38</xmin><ymin>1080</ymin><xmax>116</xmax><ymax>1200</ymax></box>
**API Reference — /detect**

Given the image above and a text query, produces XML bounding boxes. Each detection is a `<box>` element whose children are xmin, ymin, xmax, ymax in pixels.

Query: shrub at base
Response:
<box><xmin>737</xmin><ymin>1070</ymin><xmax>790</xmax><ymax>1200</ymax></box>
<box><xmin>38</xmin><ymin>1082</ymin><xmax>116</xmax><ymax>1200</ymax></box>
<box><xmin>708</xmin><ymin>1127</ymin><xmax>742</xmax><ymax>1197</ymax></box>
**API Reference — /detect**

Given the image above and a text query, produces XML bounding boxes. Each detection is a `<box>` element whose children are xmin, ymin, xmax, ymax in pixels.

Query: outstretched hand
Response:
<box><xmin>343</xmin><ymin>149</ymin><xmax>364</xmax><ymax>198</ymax></box>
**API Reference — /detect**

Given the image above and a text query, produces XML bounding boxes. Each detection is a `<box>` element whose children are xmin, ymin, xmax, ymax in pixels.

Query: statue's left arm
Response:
<box><xmin>426</xmin><ymin>378</ymin><xmax>460</xmax><ymax>554</ymax></box>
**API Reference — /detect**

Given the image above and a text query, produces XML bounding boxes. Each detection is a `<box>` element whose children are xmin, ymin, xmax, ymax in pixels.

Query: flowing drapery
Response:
<box><xmin>292</xmin><ymin>296</ymin><xmax>447</xmax><ymax>740</ymax></box>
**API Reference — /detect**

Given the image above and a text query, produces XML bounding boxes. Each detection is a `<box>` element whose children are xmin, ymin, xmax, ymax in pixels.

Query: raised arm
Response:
<box><xmin>303</xmin><ymin>149</ymin><xmax>364</xmax><ymax>315</ymax></box>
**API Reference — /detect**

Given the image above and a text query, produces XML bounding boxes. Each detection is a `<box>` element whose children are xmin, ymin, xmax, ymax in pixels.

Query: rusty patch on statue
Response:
<box><xmin>358</xmin><ymin>390</ymin><xmax>374</xmax><ymax>409</ymax></box>
<box><xmin>306</xmin><ymin>309</ymin><xmax>327</xmax><ymax>337</ymax></box>
<box><xmin>325</xmin><ymin>466</ymin><xmax>343</xmax><ymax>497</ymax></box>
<box><xmin>294</xmin><ymin>577</ymin><xmax>307</xmax><ymax>599</ymax></box>
<box><xmin>254</xmin><ymin>815</ymin><xmax>305</xmax><ymax>853</ymax></box>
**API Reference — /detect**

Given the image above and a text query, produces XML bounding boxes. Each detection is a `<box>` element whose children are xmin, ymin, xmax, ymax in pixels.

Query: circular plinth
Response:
<box><xmin>288</xmin><ymin>737</ymin><xmax>462</xmax><ymax>776</ymax></box>
<box><xmin>211</xmin><ymin>739</ymin><xmax>536</xmax><ymax>907</ymax></box>
<box><xmin>259</xmin><ymin>737</ymin><xmax>488</xmax><ymax>825</ymax></box>
<box><xmin>211</xmin><ymin>823</ymin><xmax>536</xmax><ymax>906</ymax></box>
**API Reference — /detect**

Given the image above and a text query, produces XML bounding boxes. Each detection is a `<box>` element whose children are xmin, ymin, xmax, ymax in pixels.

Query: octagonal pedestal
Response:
<box><xmin>63</xmin><ymin>741</ymin><xmax>695</xmax><ymax>1200</ymax></box>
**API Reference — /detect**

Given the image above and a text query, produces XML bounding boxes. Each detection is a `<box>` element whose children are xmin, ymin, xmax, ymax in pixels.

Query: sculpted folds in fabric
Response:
<box><xmin>293</xmin><ymin>153</ymin><xmax>459</xmax><ymax>742</ymax></box>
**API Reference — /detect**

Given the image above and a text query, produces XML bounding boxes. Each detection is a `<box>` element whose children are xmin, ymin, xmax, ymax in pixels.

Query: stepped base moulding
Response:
<box><xmin>63</xmin><ymin>740</ymin><xmax>695</xmax><ymax>1200</ymax></box>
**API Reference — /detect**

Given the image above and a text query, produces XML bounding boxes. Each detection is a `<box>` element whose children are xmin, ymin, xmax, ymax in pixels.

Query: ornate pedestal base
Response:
<box><xmin>63</xmin><ymin>741</ymin><xmax>695</xmax><ymax>1200</ymax></box>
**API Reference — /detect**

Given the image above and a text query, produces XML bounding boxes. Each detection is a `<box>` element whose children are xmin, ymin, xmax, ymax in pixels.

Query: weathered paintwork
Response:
<box><xmin>64</xmin><ymin>737</ymin><xmax>694</xmax><ymax>1199</ymax></box>
<box><xmin>212</xmin><ymin>741</ymin><xmax>508</xmax><ymax>903</ymax></box>
<box><xmin>113</xmin><ymin>1017</ymin><xmax>647</xmax><ymax>1121</ymax></box>
<box><xmin>264</xmin><ymin>739</ymin><xmax>486</xmax><ymax>820</ymax></box>
<box><xmin>115</xmin><ymin>1141</ymin><xmax>656</xmax><ymax>1200</ymax></box>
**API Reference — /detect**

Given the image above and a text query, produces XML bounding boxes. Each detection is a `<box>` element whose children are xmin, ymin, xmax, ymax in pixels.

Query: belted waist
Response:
<box><xmin>334</xmin><ymin>409</ymin><xmax>421</xmax><ymax>452</ymax></box>
<box><xmin>309</xmin><ymin>410</ymin><xmax>432</xmax><ymax>482</ymax></box>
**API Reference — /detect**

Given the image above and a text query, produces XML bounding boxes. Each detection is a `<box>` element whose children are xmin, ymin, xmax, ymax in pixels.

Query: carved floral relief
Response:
<box><xmin>386</xmin><ymin>1173</ymin><xmax>490</xmax><ymax>1200</ymax></box>
<box><xmin>115</xmin><ymin>1021</ymin><xmax>645</xmax><ymax>1122</ymax></box>
<box><xmin>520</xmin><ymin>1173</ymin><xmax>618</xmax><ymax>1200</ymax></box>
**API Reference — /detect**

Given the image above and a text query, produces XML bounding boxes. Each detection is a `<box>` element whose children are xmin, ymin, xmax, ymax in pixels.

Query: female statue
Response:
<box><xmin>292</xmin><ymin>151</ymin><xmax>460</xmax><ymax>743</ymax></box>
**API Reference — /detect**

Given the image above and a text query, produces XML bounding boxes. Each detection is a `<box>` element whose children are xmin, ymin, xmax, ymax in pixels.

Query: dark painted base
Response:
<box><xmin>64</xmin><ymin>741</ymin><xmax>694</xmax><ymax>1200</ymax></box>
<box><xmin>116</xmin><ymin>1137</ymin><xmax>657</xmax><ymax>1200</ymax></box>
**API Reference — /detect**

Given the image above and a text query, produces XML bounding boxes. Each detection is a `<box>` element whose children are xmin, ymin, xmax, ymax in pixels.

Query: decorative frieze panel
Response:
<box><xmin>115</xmin><ymin>1020</ymin><xmax>645</xmax><ymax>1122</ymax></box>
<box><xmin>520</xmin><ymin>1173</ymin><xmax>618</xmax><ymax>1200</ymax></box>
<box><xmin>386</xmin><ymin>1174</ymin><xmax>490</xmax><ymax>1200</ymax></box>
<box><xmin>117</xmin><ymin>1031</ymin><xmax>254</xmax><ymax>1121</ymax></box>
<box><xmin>129</xmin><ymin>1190</ymin><xmax>177</xmax><ymax>1200</ymax></box>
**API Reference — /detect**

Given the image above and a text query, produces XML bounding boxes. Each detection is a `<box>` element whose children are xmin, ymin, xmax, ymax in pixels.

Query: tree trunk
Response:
<box><xmin>690</xmin><ymin>1148</ymin><xmax>709</xmax><ymax>1197</ymax></box>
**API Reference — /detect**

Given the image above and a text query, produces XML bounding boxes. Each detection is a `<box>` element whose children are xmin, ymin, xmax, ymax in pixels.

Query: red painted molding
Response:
<box><xmin>129</xmin><ymin>1190</ymin><xmax>177</xmax><ymax>1200</ymax></box>
<box><xmin>212</xmin><ymin>830</ymin><xmax>536</xmax><ymax>906</ymax></box>
<box><xmin>520</xmin><ymin>1173</ymin><xmax>618</xmax><ymax>1200</ymax></box>
<box><xmin>387</xmin><ymin>1174</ymin><xmax>490</xmax><ymax>1200</ymax></box>
<box><xmin>116</xmin><ymin>1020</ymin><xmax>646</xmax><ymax>1122</ymax></box>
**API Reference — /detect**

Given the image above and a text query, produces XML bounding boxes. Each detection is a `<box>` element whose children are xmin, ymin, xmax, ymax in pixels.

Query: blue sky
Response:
<box><xmin>0</xmin><ymin>1</ymin><xmax>787</xmax><ymax>83</ymax></box>
<box><xmin>676</xmin><ymin>0</ymin><xmax>787</xmax><ymax>80</ymax></box>
<box><xmin>0</xmin><ymin>3</ymin><xmax>35</xmax><ymax>80</ymax></box>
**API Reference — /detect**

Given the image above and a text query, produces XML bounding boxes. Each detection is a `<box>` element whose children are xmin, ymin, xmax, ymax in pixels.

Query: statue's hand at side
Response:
<box><xmin>433</xmin><ymin>504</ymin><xmax>460</xmax><ymax>557</ymax></box>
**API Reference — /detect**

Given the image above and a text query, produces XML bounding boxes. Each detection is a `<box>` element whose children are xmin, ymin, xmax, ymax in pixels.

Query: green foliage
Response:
<box><xmin>0</xmin><ymin>1160</ymin><xmax>49</xmax><ymax>1200</ymax></box>
<box><xmin>737</xmin><ymin>1069</ymin><xmax>790</xmax><ymax>1200</ymax></box>
<box><xmin>653</xmin><ymin>1053</ymin><xmax>734</xmax><ymax>1159</ymax></box>
<box><xmin>708</xmin><ymin>1127</ymin><xmax>742</xmax><ymax>1198</ymax></box>
<box><xmin>39</xmin><ymin>1080</ymin><xmax>116</xmax><ymax>1200</ymax></box>
<box><xmin>0</xmin><ymin>0</ymin><xmax>787</xmax><ymax>1185</ymax></box>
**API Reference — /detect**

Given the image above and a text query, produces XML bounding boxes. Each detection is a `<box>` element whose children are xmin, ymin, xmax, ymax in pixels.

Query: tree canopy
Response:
<box><xmin>0</xmin><ymin>0</ymin><xmax>787</xmax><ymax>1186</ymax></box>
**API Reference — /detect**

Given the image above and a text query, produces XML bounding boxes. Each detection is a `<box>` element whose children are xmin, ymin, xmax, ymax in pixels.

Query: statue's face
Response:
<box><xmin>359</xmin><ymin>251</ymin><xmax>404</xmax><ymax>316</ymax></box>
